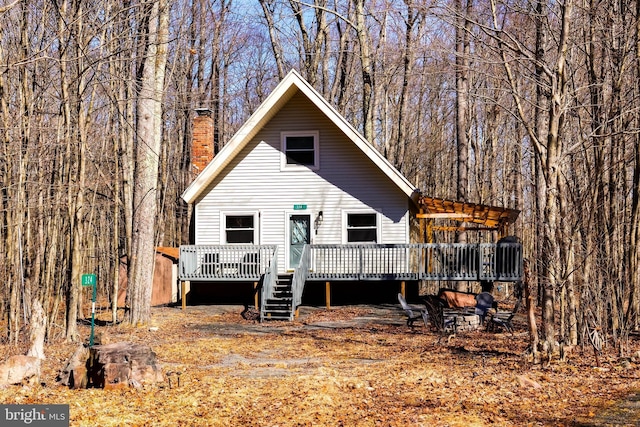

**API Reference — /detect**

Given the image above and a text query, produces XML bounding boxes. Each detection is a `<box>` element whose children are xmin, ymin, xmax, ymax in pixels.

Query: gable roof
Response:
<box><xmin>182</xmin><ymin>69</ymin><xmax>419</xmax><ymax>204</ymax></box>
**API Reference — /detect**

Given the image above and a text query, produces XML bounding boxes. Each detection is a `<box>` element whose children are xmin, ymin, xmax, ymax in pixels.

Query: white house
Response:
<box><xmin>182</xmin><ymin>69</ymin><xmax>420</xmax><ymax>272</ymax></box>
<box><xmin>179</xmin><ymin>70</ymin><xmax>522</xmax><ymax>320</ymax></box>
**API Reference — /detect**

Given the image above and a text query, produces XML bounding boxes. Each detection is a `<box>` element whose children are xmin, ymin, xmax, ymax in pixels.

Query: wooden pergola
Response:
<box><xmin>417</xmin><ymin>196</ymin><xmax>520</xmax><ymax>240</ymax></box>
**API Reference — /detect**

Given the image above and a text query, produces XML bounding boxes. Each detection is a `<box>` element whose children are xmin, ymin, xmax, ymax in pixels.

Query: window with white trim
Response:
<box><xmin>281</xmin><ymin>131</ymin><xmax>319</xmax><ymax>169</ymax></box>
<box><xmin>346</xmin><ymin>213</ymin><xmax>378</xmax><ymax>243</ymax></box>
<box><xmin>224</xmin><ymin>214</ymin><xmax>255</xmax><ymax>243</ymax></box>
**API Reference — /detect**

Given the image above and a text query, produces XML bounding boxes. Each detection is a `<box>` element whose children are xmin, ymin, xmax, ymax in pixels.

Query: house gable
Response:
<box><xmin>194</xmin><ymin>90</ymin><xmax>411</xmax><ymax>247</ymax></box>
<box><xmin>182</xmin><ymin>69</ymin><xmax>418</xmax><ymax>205</ymax></box>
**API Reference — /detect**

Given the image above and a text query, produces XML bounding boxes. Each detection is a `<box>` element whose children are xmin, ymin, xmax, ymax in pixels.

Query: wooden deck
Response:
<box><xmin>179</xmin><ymin>243</ymin><xmax>523</xmax><ymax>283</ymax></box>
<box><xmin>179</xmin><ymin>243</ymin><xmax>523</xmax><ymax>321</ymax></box>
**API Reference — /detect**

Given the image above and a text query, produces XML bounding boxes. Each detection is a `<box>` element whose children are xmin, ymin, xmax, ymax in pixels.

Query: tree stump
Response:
<box><xmin>56</xmin><ymin>344</ymin><xmax>90</xmax><ymax>389</ymax></box>
<box><xmin>0</xmin><ymin>299</ymin><xmax>47</xmax><ymax>387</ymax></box>
<box><xmin>26</xmin><ymin>299</ymin><xmax>47</xmax><ymax>360</ymax></box>
<box><xmin>86</xmin><ymin>342</ymin><xmax>163</xmax><ymax>389</ymax></box>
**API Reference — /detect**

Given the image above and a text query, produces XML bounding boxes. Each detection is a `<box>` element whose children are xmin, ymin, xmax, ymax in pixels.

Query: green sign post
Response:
<box><xmin>82</xmin><ymin>274</ymin><xmax>97</xmax><ymax>346</ymax></box>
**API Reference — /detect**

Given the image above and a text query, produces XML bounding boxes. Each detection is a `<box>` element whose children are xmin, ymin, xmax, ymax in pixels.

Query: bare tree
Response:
<box><xmin>454</xmin><ymin>0</ymin><xmax>471</xmax><ymax>237</ymax></box>
<box><xmin>127</xmin><ymin>0</ymin><xmax>170</xmax><ymax>325</ymax></box>
<box><xmin>259</xmin><ymin>0</ymin><xmax>286</xmax><ymax>80</ymax></box>
<box><xmin>485</xmin><ymin>0</ymin><xmax>574</xmax><ymax>351</ymax></box>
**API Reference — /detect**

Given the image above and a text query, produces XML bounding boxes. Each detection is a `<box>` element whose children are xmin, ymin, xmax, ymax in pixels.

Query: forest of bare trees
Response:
<box><xmin>1</xmin><ymin>0</ymin><xmax>639</xmax><ymax>359</ymax></box>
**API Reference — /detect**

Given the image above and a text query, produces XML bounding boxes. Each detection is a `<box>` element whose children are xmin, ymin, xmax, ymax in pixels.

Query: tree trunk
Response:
<box><xmin>455</xmin><ymin>0</ymin><xmax>471</xmax><ymax>209</ymax></box>
<box><xmin>127</xmin><ymin>0</ymin><xmax>169</xmax><ymax>325</ymax></box>
<box><xmin>393</xmin><ymin>1</ymin><xmax>420</xmax><ymax>173</ymax></box>
<box><xmin>354</xmin><ymin>0</ymin><xmax>374</xmax><ymax>143</ymax></box>
<box><xmin>629</xmin><ymin>0</ymin><xmax>640</xmax><ymax>325</ymax></box>
<box><xmin>259</xmin><ymin>0</ymin><xmax>286</xmax><ymax>80</ymax></box>
<box><xmin>524</xmin><ymin>260</ymin><xmax>540</xmax><ymax>363</ymax></box>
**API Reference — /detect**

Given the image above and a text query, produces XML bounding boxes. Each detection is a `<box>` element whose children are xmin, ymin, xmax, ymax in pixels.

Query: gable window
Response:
<box><xmin>281</xmin><ymin>131</ymin><xmax>319</xmax><ymax>170</ymax></box>
<box><xmin>346</xmin><ymin>213</ymin><xmax>378</xmax><ymax>243</ymax></box>
<box><xmin>225</xmin><ymin>214</ymin><xmax>255</xmax><ymax>243</ymax></box>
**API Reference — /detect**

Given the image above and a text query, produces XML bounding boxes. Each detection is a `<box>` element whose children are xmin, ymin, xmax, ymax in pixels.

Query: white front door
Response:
<box><xmin>288</xmin><ymin>214</ymin><xmax>311</xmax><ymax>269</ymax></box>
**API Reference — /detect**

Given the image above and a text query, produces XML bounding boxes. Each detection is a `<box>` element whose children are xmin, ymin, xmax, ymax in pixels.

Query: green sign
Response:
<box><xmin>81</xmin><ymin>274</ymin><xmax>96</xmax><ymax>287</ymax></box>
<box><xmin>293</xmin><ymin>204</ymin><xmax>307</xmax><ymax>210</ymax></box>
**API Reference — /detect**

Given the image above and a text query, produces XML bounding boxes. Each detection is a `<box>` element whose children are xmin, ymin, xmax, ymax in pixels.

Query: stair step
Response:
<box><xmin>264</xmin><ymin>307</ymin><xmax>291</xmax><ymax>316</ymax></box>
<box><xmin>262</xmin><ymin>315</ymin><xmax>291</xmax><ymax>321</ymax></box>
<box><xmin>264</xmin><ymin>309</ymin><xmax>291</xmax><ymax>314</ymax></box>
<box><xmin>266</xmin><ymin>299</ymin><xmax>291</xmax><ymax>303</ymax></box>
<box><xmin>262</xmin><ymin>275</ymin><xmax>294</xmax><ymax>322</ymax></box>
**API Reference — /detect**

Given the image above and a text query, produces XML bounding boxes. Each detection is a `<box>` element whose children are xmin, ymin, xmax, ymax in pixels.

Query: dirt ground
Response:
<box><xmin>2</xmin><ymin>304</ymin><xmax>640</xmax><ymax>426</ymax></box>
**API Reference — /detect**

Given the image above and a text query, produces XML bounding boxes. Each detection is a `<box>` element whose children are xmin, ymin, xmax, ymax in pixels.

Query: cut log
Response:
<box><xmin>0</xmin><ymin>355</ymin><xmax>41</xmax><ymax>386</ymax></box>
<box><xmin>86</xmin><ymin>342</ymin><xmax>163</xmax><ymax>389</ymax></box>
<box><xmin>438</xmin><ymin>290</ymin><xmax>477</xmax><ymax>309</ymax></box>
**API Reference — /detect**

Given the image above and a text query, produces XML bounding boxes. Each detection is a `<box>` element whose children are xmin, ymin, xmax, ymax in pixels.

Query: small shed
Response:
<box><xmin>118</xmin><ymin>247</ymin><xmax>180</xmax><ymax>307</ymax></box>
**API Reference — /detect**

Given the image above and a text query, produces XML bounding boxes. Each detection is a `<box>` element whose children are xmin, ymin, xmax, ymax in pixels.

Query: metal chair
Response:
<box><xmin>397</xmin><ymin>293</ymin><xmax>429</xmax><ymax>328</ymax></box>
<box><xmin>487</xmin><ymin>310</ymin><xmax>516</xmax><ymax>334</ymax></box>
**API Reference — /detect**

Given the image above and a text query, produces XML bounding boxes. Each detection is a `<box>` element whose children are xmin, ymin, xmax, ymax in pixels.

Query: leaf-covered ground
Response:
<box><xmin>2</xmin><ymin>304</ymin><xmax>640</xmax><ymax>426</ymax></box>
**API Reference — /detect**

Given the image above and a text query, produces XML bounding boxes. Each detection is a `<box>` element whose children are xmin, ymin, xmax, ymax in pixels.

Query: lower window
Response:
<box><xmin>346</xmin><ymin>213</ymin><xmax>378</xmax><ymax>243</ymax></box>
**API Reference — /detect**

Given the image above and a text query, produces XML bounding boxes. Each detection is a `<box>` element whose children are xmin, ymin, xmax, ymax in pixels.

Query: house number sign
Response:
<box><xmin>293</xmin><ymin>204</ymin><xmax>307</xmax><ymax>210</ymax></box>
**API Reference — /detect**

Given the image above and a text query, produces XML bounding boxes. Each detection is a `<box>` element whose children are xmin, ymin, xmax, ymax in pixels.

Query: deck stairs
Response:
<box><xmin>262</xmin><ymin>274</ymin><xmax>294</xmax><ymax>321</ymax></box>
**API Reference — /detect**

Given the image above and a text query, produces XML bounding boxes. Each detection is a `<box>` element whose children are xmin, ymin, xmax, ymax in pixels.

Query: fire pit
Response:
<box><xmin>443</xmin><ymin>308</ymin><xmax>481</xmax><ymax>332</ymax></box>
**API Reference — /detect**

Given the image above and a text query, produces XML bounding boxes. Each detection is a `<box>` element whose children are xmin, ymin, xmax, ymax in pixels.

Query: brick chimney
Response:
<box><xmin>191</xmin><ymin>108</ymin><xmax>214</xmax><ymax>175</ymax></box>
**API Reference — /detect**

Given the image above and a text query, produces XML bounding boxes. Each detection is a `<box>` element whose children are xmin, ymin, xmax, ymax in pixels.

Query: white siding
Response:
<box><xmin>195</xmin><ymin>91</ymin><xmax>410</xmax><ymax>272</ymax></box>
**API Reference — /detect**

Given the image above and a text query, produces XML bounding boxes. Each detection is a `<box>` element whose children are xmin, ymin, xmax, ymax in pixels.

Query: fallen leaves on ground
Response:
<box><xmin>1</xmin><ymin>305</ymin><xmax>640</xmax><ymax>426</ymax></box>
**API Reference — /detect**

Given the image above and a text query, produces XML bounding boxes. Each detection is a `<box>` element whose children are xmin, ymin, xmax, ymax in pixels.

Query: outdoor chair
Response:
<box><xmin>487</xmin><ymin>311</ymin><xmax>515</xmax><ymax>335</ymax></box>
<box><xmin>397</xmin><ymin>293</ymin><xmax>428</xmax><ymax>328</ymax></box>
<box><xmin>474</xmin><ymin>292</ymin><xmax>495</xmax><ymax>325</ymax></box>
<box><xmin>202</xmin><ymin>253</ymin><xmax>220</xmax><ymax>276</ymax></box>
<box><xmin>487</xmin><ymin>301</ymin><xmax>521</xmax><ymax>335</ymax></box>
<box><xmin>487</xmin><ymin>281</ymin><xmax>522</xmax><ymax>335</ymax></box>
<box><xmin>238</xmin><ymin>252</ymin><xmax>260</xmax><ymax>276</ymax></box>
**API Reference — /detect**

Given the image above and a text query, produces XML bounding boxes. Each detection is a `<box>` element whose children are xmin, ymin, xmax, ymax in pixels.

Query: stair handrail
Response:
<box><xmin>259</xmin><ymin>247</ymin><xmax>279</xmax><ymax>322</ymax></box>
<box><xmin>290</xmin><ymin>245</ymin><xmax>311</xmax><ymax>320</ymax></box>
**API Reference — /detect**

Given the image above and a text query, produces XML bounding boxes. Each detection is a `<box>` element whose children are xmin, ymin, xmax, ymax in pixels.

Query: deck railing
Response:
<box><xmin>305</xmin><ymin>243</ymin><xmax>522</xmax><ymax>282</ymax></box>
<box><xmin>179</xmin><ymin>245</ymin><xmax>278</xmax><ymax>281</ymax></box>
<box><xmin>179</xmin><ymin>242</ymin><xmax>523</xmax><ymax>282</ymax></box>
<box><xmin>291</xmin><ymin>244</ymin><xmax>311</xmax><ymax>310</ymax></box>
<box><xmin>259</xmin><ymin>248</ymin><xmax>279</xmax><ymax>321</ymax></box>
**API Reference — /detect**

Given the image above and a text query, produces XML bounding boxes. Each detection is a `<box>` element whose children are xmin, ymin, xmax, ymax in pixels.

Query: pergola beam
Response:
<box><xmin>416</xmin><ymin>213</ymin><xmax>475</xmax><ymax>220</ymax></box>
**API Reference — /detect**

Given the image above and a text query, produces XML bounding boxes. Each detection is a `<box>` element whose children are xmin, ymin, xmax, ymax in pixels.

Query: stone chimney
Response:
<box><xmin>191</xmin><ymin>108</ymin><xmax>214</xmax><ymax>175</ymax></box>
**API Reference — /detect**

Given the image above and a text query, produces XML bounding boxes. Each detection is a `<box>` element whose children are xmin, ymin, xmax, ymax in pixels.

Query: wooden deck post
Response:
<box><xmin>254</xmin><ymin>282</ymin><xmax>259</xmax><ymax>309</ymax></box>
<box><xmin>400</xmin><ymin>281</ymin><xmax>406</xmax><ymax>298</ymax></box>
<box><xmin>325</xmin><ymin>281</ymin><xmax>331</xmax><ymax>309</ymax></box>
<box><xmin>181</xmin><ymin>281</ymin><xmax>189</xmax><ymax>310</ymax></box>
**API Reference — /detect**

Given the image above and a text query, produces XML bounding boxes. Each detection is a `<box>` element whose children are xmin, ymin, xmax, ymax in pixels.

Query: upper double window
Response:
<box><xmin>281</xmin><ymin>131</ymin><xmax>319</xmax><ymax>170</ymax></box>
<box><xmin>224</xmin><ymin>214</ymin><xmax>256</xmax><ymax>244</ymax></box>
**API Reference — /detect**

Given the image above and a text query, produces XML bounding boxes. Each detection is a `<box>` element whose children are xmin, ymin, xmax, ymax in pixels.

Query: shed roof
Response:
<box><xmin>181</xmin><ymin>69</ymin><xmax>419</xmax><ymax>204</ymax></box>
<box><xmin>155</xmin><ymin>246</ymin><xmax>179</xmax><ymax>260</ymax></box>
